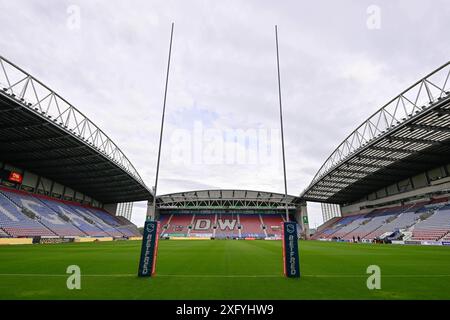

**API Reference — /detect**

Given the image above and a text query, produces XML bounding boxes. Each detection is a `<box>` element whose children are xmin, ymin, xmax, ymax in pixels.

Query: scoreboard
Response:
<box><xmin>0</xmin><ymin>169</ymin><xmax>23</xmax><ymax>184</ymax></box>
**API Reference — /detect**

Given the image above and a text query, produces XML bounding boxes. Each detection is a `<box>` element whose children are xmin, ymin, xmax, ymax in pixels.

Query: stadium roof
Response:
<box><xmin>301</xmin><ymin>61</ymin><xmax>450</xmax><ymax>204</ymax></box>
<box><xmin>156</xmin><ymin>189</ymin><xmax>304</xmax><ymax>209</ymax></box>
<box><xmin>0</xmin><ymin>55</ymin><xmax>152</xmax><ymax>203</ymax></box>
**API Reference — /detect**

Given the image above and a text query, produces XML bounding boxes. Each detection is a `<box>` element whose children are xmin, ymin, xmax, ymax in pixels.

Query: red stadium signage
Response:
<box><xmin>8</xmin><ymin>171</ymin><xmax>23</xmax><ymax>184</ymax></box>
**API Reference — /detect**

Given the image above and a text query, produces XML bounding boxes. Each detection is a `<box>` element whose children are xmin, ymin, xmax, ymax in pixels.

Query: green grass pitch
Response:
<box><xmin>1</xmin><ymin>240</ymin><xmax>450</xmax><ymax>300</ymax></box>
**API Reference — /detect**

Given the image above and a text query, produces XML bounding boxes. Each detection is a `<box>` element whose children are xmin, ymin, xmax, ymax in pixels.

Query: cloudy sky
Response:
<box><xmin>0</xmin><ymin>0</ymin><xmax>449</xmax><ymax>227</ymax></box>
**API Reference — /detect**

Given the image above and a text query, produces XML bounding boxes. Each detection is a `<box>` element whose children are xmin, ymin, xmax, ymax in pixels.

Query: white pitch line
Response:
<box><xmin>0</xmin><ymin>273</ymin><xmax>135</xmax><ymax>277</ymax></box>
<box><xmin>0</xmin><ymin>273</ymin><xmax>280</xmax><ymax>278</ymax></box>
<box><xmin>157</xmin><ymin>274</ymin><xmax>281</xmax><ymax>278</ymax></box>
<box><xmin>1</xmin><ymin>273</ymin><xmax>450</xmax><ymax>278</ymax></box>
<box><xmin>157</xmin><ymin>274</ymin><xmax>450</xmax><ymax>278</ymax></box>
<box><xmin>303</xmin><ymin>274</ymin><xmax>450</xmax><ymax>278</ymax></box>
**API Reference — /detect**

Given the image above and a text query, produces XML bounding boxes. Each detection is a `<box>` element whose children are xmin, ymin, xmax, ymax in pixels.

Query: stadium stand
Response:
<box><xmin>302</xmin><ymin>61</ymin><xmax>450</xmax><ymax>246</ymax></box>
<box><xmin>38</xmin><ymin>198</ymin><xmax>110</xmax><ymax>237</ymax></box>
<box><xmin>162</xmin><ymin>214</ymin><xmax>192</xmax><ymax>236</ymax></box>
<box><xmin>239</xmin><ymin>214</ymin><xmax>265</xmax><ymax>238</ymax></box>
<box><xmin>1</xmin><ymin>54</ymin><xmax>449</xmax><ymax>247</ymax></box>
<box><xmin>329</xmin><ymin>214</ymin><xmax>369</xmax><ymax>239</ymax></box>
<box><xmin>214</xmin><ymin>213</ymin><xmax>240</xmax><ymax>238</ymax></box>
<box><xmin>190</xmin><ymin>214</ymin><xmax>215</xmax><ymax>236</ymax></box>
<box><xmin>0</xmin><ymin>54</ymin><xmax>151</xmax><ymax>242</ymax></box>
<box><xmin>115</xmin><ymin>216</ymin><xmax>142</xmax><ymax>236</ymax></box>
<box><xmin>1</xmin><ymin>189</ymin><xmax>87</xmax><ymax>237</ymax></box>
<box><xmin>342</xmin><ymin>208</ymin><xmax>401</xmax><ymax>240</ymax></box>
<box><xmin>313</xmin><ymin>199</ymin><xmax>450</xmax><ymax>243</ymax></box>
<box><xmin>158</xmin><ymin>212</ymin><xmax>293</xmax><ymax>239</ymax></box>
<box><xmin>0</xmin><ymin>186</ymin><xmax>140</xmax><ymax>239</ymax></box>
<box><xmin>261</xmin><ymin>214</ymin><xmax>284</xmax><ymax>237</ymax></box>
<box><xmin>0</xmin><ymin>228</ymin><xmax>9</xmax><ymax>237</ymax></box>
<box><xmin>364</xmin><ymin>203</ymin><xmax>426</xmax><ymax>240</ymax></box>
<box><xmin>411</xmin><ymin>205</ymin><xmax>450</xmax><ymax>241</ymax></box>
<box><xmin>85</xmin><ymin>207</ymin><xmax>140</xmax><ymax>237</ymax></box>
<box><xmin>311</xmin><ymin>215</ymin><xmax>361</xmax><ymax>240</ymax></box>
<box><xmin>68</xmin><ymin>205</ymin><xmax>125</xmax><ymax>237</ymax></box>
<box><xmin>160</xmin><ymin>214</ymin><xmax>172</xmax><ymax>228</ymax></box>
<box><xmin>0</xmin><ymin>192</ymin><xmax>55</xmax><ymax>237</ymax></box>
<box><xmin>156</xmin><ymin>190</ymin><xmax>304</xmax><ymax>239</ymax></box>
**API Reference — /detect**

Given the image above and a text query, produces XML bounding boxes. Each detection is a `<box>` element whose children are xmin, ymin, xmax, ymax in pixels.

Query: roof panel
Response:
<box><xmin>156</xmin><ymin>189</ymin><xmax>302</xmax><ymax>208</ymax></box>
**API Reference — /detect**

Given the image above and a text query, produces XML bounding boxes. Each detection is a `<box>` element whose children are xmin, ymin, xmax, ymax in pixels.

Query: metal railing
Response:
<box><xmin>0</xmin><ymin>54</ymin><xmax>148</xmax><ymax>190</ymax></box>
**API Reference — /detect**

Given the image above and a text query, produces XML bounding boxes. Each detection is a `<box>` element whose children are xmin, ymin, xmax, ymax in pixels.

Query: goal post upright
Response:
<box><xmin>150</xmin><ymin>22</ymin><xmax>175</xmax><ymax>222</ymax></box>
<box><xmin>275</xmin><ymin>25</ymin><xmax>301</xmax><ymax>278</ymax></box>
<box><xmin>275</xmin><ymin>25</ymin><xmax>290</xmax><ymax>223</ymax></box>
<box><xmin>138</xmin><ymin>22</ymin><xmax>174</xmax><ymax>277</ymax></box>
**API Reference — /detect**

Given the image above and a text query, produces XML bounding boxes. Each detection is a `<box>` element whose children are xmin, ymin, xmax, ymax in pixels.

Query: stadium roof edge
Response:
<box><xmin>156</xmin><ymin>189</ymin><xmax>304</xmax><ymax>209</ymax></box>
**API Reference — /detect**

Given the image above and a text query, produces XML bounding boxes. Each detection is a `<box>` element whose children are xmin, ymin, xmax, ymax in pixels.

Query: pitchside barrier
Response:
<box><xmin>0</xmin><ymin>238</ymin><xmax>33</xmax><ymax>245</ymax></box>
<box><xmin>169</xmin><ymin>237</ymin><xmax>211</xmax><ymax>240</ymax></box>
<box><xmin>74</xmin><ymin>237</ymin><xmax>114</xmax><ymax>243</ymax></box>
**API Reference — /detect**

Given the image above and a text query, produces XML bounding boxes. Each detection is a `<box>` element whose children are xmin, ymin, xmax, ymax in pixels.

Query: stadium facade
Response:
<box><xmin>153</xmin><ymin>189</ymin><xmax>308</xmax><ymax>239</ymax></box>
<box><xmin>0</xmin><ymin>54</ymin><xmax>309</xmax><ymax>243</ymax></box>
<box><xmin>2</xmin><ymin>52</ymin><xmax>450</xmax><ymax>246</ymax></box>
